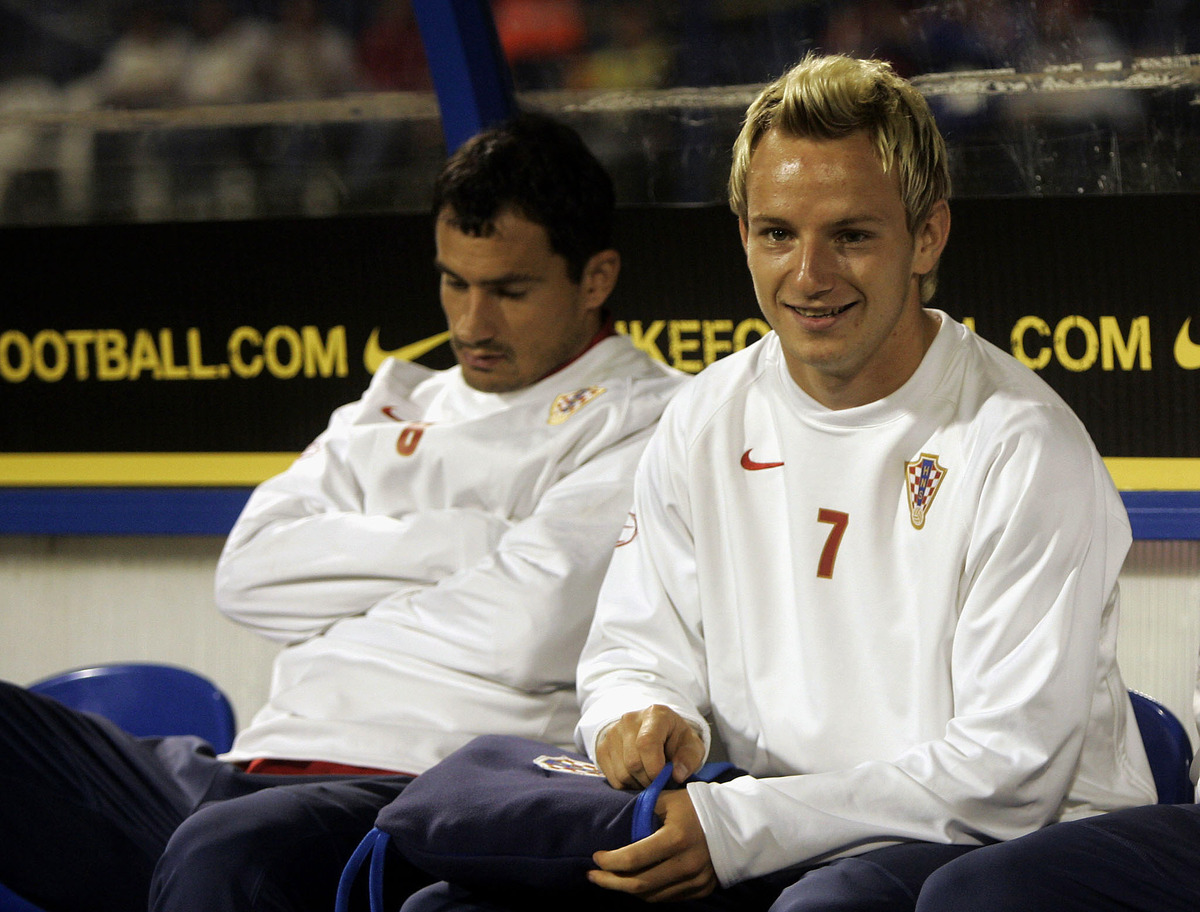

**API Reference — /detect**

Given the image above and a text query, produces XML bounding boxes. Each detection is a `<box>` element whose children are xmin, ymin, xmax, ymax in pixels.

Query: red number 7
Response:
<box><xmin>816</xmin><ymin>509</ymin><xmax>849</xmax><ymax>579</ymax></box>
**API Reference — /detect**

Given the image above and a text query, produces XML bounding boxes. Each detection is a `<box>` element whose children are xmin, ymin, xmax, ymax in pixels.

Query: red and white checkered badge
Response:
<box><xmin>533</xmin><ymin>754</ymin><xmax>606</xmax><ymax>777</ymax></box>
<box><xmin>548</xmin><ymin>386</ymin><xmax>605</xmax><ymax>425</ymax></box>
<box><xmin>906</xmin><ymin>453</ymin><xmax>948</xmax><ymax>530</ymax></box>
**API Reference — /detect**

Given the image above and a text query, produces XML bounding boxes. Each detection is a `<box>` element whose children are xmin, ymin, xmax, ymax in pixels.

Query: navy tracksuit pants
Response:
<box><xmin>0</xmin><ymin>680</ymin><xmax>422</xmax><ymax>912</ymax></box>
<box><xmin>916</xmin><ymin>802</ymin><xmax>1200</xmax><ymax>912</ymax></box>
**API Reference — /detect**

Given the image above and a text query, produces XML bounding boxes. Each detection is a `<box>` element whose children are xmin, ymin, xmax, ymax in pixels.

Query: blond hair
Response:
<box><xmin>729</xmin><ymin>54</ymin><xmax>950</xmax><ymax>302</ymax></box>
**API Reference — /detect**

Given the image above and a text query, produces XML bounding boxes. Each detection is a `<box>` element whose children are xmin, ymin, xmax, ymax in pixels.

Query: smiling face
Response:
<box><xmin>436</xmin><ymin>207</ymin><xmax>615</xmax><ymax>393</ymax></box>
<box><xmin>739</xmin><ymin>128</ymin><xmax>949</xmax><ymax>409</ymax></box>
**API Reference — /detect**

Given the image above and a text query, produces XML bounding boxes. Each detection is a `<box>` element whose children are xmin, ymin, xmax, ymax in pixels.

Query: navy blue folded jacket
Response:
<box><xmin>337</xmin><ymin>733</ymin><xmax>744</xmax><ymax>908</ymax></box>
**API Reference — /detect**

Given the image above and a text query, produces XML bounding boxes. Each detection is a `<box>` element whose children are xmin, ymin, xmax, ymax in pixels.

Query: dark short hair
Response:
<box><xmin>431</xmin><ymin>113</ymin><xmax>616</xmax><ymax>282</ymax></box>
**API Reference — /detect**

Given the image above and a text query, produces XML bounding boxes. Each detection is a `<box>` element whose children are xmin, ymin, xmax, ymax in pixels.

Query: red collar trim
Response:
<box><xmin>537</xmin><ymin>313</ymin><xmax>617</xmax><ymax>382</ymax></box>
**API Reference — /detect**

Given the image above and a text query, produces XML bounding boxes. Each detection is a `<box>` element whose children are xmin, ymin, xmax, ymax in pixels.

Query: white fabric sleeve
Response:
<box><xmin>360</xmin><ymin>427</ymin><xmax>658</xmax><ymax>693</ymax></box>
<box><xmin>1192</xmin><ymin>646</ymin><xmax>1200</xmax><ymax>786</ymax></box>
<box><xmin>213</xmin><ymin>399</ymin><xmax>509</xmax><ymax>644</ymax></box>
<box><xmin>576</xmin><ymin>409</ymin><xmax>714</xmax><ymax>759</ymax></box>
<box><xmin>217</xmin><ymin>394</ymin><xmax>660</xmax><ymax>694</ymax></box>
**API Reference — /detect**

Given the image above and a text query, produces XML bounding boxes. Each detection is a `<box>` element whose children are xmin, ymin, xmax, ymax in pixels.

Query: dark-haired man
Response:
<box><xmin>0</xmin><ymin>114</ymin><xmax>684</xmax><ymax>912</ymax></box>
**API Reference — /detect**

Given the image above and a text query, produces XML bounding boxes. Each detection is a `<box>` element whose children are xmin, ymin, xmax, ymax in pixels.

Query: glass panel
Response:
<box><xmin>0</xmin><ymin>1</ymin><xmax>1197</xmax><ymax>226</ymax></box>
<box><xmin>519</xmin><ymin>0</ymin><xmax>1200</xmax><ymax>204</ymax></box>
<box><xmin>0</xmin><ymin>0</ymin><xmax>444</xmax><ymax>224</ymax></box>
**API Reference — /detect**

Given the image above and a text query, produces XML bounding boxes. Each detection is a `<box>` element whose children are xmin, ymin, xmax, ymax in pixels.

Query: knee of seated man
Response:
<box><xmin>916</xmin><ymin>846</ymin><xmax>1028</xmax><ymax>912</ymax></box>
<box><xmin>151</xmin><ymin>786</ymin><xmax>395</xmax><ymax>907</ymax></box>
<box><xmin>153</xmin><ymin>798</ymin><xmax>287</xmax><ymax>891</ymax></box>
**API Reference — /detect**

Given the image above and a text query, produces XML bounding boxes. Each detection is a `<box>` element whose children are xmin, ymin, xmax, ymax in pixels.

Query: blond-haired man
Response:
<box><xmin>400</xmin><ymin>54</ymin><xmax>1154</xmax><ymax>912</ymax></box>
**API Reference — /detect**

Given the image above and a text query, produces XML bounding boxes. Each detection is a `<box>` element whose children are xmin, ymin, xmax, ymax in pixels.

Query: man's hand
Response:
<box><xmin>588</xmin><ymin>789</ymin><xmax>717</xmax><ymax>902</ymax></box>
<box><xmin>594</xmin><ymin>704</ymin><xmax>707</xmax><ymax>789</ymax></box>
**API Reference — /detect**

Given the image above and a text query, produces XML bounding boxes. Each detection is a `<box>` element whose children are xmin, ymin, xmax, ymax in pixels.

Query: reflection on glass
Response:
<box><xmin>0</xmin><ymin>0</ymin><xmax>1197</xmax><ymax>225</ymax></box>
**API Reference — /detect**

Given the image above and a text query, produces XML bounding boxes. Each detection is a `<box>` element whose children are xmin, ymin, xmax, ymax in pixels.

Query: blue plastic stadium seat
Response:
<box><xmin>1129</xmin><ymin>689</ymin><xmax>1195</xmax><ymax>804</ymax></box>
<box><xmin>0</xmin><ymin>663</ymin><xmax>238</xmax><ymax>911</ymax></box>
<box><xmin>27</xmin><ymin>662</ymin><xmax>237</xmax><ymax>752</ymax></box>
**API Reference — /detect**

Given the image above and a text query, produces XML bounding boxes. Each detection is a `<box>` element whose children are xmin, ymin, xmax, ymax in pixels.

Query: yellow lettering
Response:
<box><xmin>733</xmin><ymin>318</ymin><xmax>770</xmax><ymax>351</ymax></box>
<box><xmin>96</xmin><ymin>329</ymin><xmax>129</xmax><ymax>381</ymax></box>
<box><xmin>265</xmin><ymin>325</ymin><xmax>302</xmax><ymax>379</ymax></box>
<box><xmin>1053</xmin><ymin>315</ymin><xmax>1099</xmax><ymax>372</ymax></box>
<box><xmin>302</xmin><ymin>325</ymin><xmax>347</xmax><ymax>378</ymax></box>
<box><xmin>668</xmin><ymin>320</ymin><xmax>702</xmax><ymax>373</ymax></box>
<box><xmin>621</xmin><ymin>320</ymin><xmax>667</xmax><ymax>362</ymax></box>
<box><xmin>229</xmin><ymin>326</ymin><xmax>263</xmax><ymax>378</ymax></box>
<box><xmin>158</xmin><ymin>329</ymin><xmax>188</xmax><ymax>380</ymax></box>
<box><xmin>1100</xmin><ymin>316</ymin><xmax>1151</xmax><ymax>371</ymax></box>
<box><xmin>702</xmin><ymin>320</ymin><xmax>733</xmax><ymax>366</ymax></box>
<box><xmin>33</xmin><ymin>330</ymin><xmax>68</xmax><ymax>382</ymax></box>
<box><xmin>1011</xmin><ymin>316</ymin><xmax>1051</xmax><ymax>370</ymax></box>
<box><xmin>6</xmin><ymin>320</ymin><xmax>769</xmax><ymax>385</ymax></box>
<box><xmin>0</xmin><ymin>330</ymin><xmax>32</xmax><ymax>382</ymax></box>
<box><xmin>64</xmin><ymin>329</ymin><xmax>95</xmax><ymax>380</ymax></box>
<box><xmin>128</xmin><ymin>329</ymin><xmax>162</xmax><ymax>380</ymax></box>
<box><xmin>186</xmin><ymin>327</ymin><xmax>221</xmax><ymax>379</ymax></box>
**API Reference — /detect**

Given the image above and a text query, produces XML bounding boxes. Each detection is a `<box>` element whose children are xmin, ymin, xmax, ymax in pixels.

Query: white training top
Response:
<box><xmin>1192</xmin><ymin>650</ymin><xmax>1200</xmax><ymax>786</ymax></box>
<box><xmin>577</xmin><ymin>312</ymin><xmax>1156</xmax><ymax>886</ymax></box>
<box><xmin>216</xmin><ymin>334</ymin><xmax>686</xmax><ymax>775</ymax></box>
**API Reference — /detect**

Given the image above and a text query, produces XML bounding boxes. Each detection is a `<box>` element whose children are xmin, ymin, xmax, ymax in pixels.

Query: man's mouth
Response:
<box><xmin>785</xmin><ymin>301</ymin><xmax>856</xmax><ymax>319</ymax></box>
<box><xmin>453</xmin><ymin>345</ymin><xmax>510</xmax><ymax>370</ymax></box>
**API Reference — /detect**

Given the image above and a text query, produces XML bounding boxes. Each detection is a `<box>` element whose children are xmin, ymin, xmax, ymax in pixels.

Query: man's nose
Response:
<box><xmin>790</xmin><ymin>239</ymin><xmax>836</xmax><ymax>299</ymax></box>
<box><xmin>455</xmin><ymin>289</ymin><xmax>501</xmax><ymax>344</ymax></box>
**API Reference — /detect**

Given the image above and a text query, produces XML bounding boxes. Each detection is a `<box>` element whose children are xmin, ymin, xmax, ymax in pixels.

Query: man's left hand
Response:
<box><xmin>587</xmin><ymin>788</ymin><xmax>718</xmax><ymax>902</ymax></box>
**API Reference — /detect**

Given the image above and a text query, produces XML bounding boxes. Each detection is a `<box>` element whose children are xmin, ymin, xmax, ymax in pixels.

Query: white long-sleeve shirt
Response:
<box><xmin>1191</xmin><ymin>648</ymin><xmax>1200</xmax><ymax>786</ymax></box>
<box><xmin>216</xmin><ymin>335</ymin><xmax>686</xmax><ymax>774</ymax></box>
<box><xmin>577</xmin><ymin>313</ymin><xmax>1156</xmax><ymax>886</ymax></box>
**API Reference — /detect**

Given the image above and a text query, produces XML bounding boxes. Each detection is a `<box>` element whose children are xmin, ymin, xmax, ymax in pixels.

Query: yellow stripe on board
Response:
<box><xmin>2</xmin><ymin>454</ymin><xmax>1199</xmax><ymax>490</ymax></box>
<box><xmin>1103</xmin><ymin>459</ymin><xmax>1200</xmax><ymax>492</ymax></box>
<box><xmin>0</xmin><ymin>453</ymin><xmax>299</xmax><ymax>486</ymax></box>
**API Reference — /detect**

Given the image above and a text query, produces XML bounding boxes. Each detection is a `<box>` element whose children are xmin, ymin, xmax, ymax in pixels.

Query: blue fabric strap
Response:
<box><xmin>630</xmin><ymin>763</ymin><xmax>676</xmax><ymax>842</ymax></box>
<box><xmin>630</xmin><ymin>761</ymin><xmax>736</xmax><ymax>842</ymax></box>
<box><xmin>336</xmin><ymin>827</ymin><xmax>393</xmax><ymax>912</ymax></box>
<box><xmin>369</xmin><ymin>829</ymin><xmax>389</xmax><ymax>911</ymax></box>
<box><xmin>335</xmin><ymin>827</ymin><xmax>381</xmax><ymax>912</ymax></box>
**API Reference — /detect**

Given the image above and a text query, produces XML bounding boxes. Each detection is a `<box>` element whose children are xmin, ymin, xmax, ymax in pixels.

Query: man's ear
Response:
<box><xmin>914</xmin><ymin>199</ymin><xmax>951</xmax><ymax>277</ymax></box>
<box><xmin>581</xmin><ymin>249</ymin><xmax>620</xmax><ymax>310</ymax></box>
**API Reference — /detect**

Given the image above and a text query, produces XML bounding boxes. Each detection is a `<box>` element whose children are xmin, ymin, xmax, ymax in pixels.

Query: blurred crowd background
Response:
<box><xmin>1</xmin><ymin>0</ymin><xmax>1198</xmax><ymax>224</ymax></box>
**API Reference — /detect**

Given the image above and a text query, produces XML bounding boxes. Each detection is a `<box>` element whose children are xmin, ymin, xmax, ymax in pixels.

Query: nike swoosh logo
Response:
<box><xmin>741</xmin><ymin>449</ymin><xmax>784</xmax><ymax>471</ymax></box>
<box><xmin>364</xmin><ymin>329</ymin><xmax>452</xmax><ymax>373</ymax></box>
<box><xmin>1175</xmin><ymin>318</ymin><xmax>1200</xmax><ymax>370</ymax></box>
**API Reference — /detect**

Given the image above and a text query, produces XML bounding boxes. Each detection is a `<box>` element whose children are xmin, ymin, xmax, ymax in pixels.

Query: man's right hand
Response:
<box><xmin>594</xmin><ymin>704</ymin><xmax>706</xmax><ymax>789</ymax></box>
